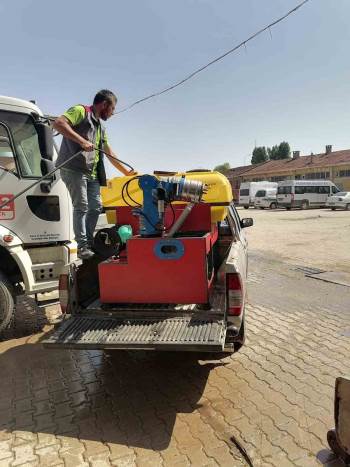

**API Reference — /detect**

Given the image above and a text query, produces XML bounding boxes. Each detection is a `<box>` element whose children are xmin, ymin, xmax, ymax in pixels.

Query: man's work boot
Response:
<box><xmin>77</xmin><ymin>247</ymin><xmax>94</xmax><ymax>260</ymax></box>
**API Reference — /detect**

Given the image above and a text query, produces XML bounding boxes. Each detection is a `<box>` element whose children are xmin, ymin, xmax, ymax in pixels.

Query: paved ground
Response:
<box><xmin>1</xmin><ymin>209</ymin><xmax>350</xmax><ymax>466</ymax></box>
<box><xmin>241</xmin><ymin>207</ymin><xmax>350</xmax><ymax>273</ymax></box>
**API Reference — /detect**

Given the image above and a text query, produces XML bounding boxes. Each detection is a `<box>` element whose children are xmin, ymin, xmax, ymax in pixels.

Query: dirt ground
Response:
<box><xmin>239</xmin><ymin>207</ymin><xmax>350</xmax><ymax>273</ymax></box>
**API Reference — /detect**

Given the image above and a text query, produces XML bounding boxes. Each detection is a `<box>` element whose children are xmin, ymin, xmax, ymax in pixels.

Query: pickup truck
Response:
<box><xmin>43</xmin><ymin>197</ymin><xmax>252</xmax><ymax>356</ymax></box>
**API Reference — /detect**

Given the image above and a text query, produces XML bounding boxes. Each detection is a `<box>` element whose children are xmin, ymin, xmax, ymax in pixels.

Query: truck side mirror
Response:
<box><xmin>240</xmin><ymin>218</ymin><xmax>253</xmax><ymax>228</ymax></box>
<box><xmin>34</xmin><ymin>122</ymin><xmax>54</xmax><ymax>160</ymax></box>
<box><xmin>40</xmin><ymin>159</ymin><xmax>56</xmax><ymax>193</ymax></box>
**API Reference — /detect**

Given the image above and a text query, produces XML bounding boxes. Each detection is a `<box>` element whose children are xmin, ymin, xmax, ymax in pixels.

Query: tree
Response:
<box><xmin>214</xmin><ymin>162</ymin><xmax>231</xmax><ymax>174</ymax></box>
<box><xmin>277</xmin><ymin>141</ymin><xmax>291</xmax><ymax>159</ymax></box>
<box><xmin>251</xmin><ymin>146</ymin><xmax>268</xmax><ymax>164</ymax></box>
<box><xmin>268</xmin><ymin>141</ymin><xmax>291</xmax><ymax>160</ymax></box>
<box><xmin>267</xmin><ymin>145</ymin><xmax>279</xmax><ymax>160</ymax></box>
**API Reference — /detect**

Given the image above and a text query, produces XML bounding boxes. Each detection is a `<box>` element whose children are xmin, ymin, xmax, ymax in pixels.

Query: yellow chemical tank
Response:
<box><xmin>101</xmin><ymin>170</ymin><xmax>232</xmax><ymax>224</ymax></box>
<box><xmin>101</xmin><ymin>175</ymin><xmax>142</xmax><ymax>224</ymax></box>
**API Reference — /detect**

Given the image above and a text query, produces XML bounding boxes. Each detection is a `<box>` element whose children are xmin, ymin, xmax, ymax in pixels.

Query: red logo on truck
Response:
<box><xmin>0</xmin><ymin>194</ymin><xmax>15</xmax><ymax>220</ymax></box>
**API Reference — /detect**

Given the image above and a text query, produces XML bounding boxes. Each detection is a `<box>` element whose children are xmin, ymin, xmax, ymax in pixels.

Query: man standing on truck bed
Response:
<box><xmin>54</xmin><ymin>89</ymin><xmax>134</xmax><ymax>260</ymax></box>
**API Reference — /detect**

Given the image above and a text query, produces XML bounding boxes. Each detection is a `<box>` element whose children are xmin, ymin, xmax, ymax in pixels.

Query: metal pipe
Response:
<box><xmin>166</xmin><ymin>202</ymin><xmax>195</xmax><ymax>238</ymax></box>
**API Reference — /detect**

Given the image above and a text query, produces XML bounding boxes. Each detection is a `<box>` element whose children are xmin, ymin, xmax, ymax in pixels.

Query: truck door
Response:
<box><xmin>228</xmin><ymin>204</ymin><xmax>248</xmax><ymax>277</ymax></box>
<box><xmin>0</xmin><ymin>110</ymin><xmax>72</xmax><ymax>244</ymax></box>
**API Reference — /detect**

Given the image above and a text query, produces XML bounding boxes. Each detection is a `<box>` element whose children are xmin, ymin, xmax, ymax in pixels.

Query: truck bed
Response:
<box><xmin>42</xmin><ymin>285</ymin><xmax>228</xmax><ymax>352</ymax></box>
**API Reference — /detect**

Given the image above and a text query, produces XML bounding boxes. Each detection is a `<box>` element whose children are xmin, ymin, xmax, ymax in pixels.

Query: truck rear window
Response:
<box><xmin>240</xmin><ymin>189</ymin><xmax>249</xmax><ymax>196</ymax></box>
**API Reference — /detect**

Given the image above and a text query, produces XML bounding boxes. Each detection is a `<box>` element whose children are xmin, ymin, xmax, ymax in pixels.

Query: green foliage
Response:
<box><xmin>267</xmin><ymin>145</ymin><xmax>278</xmax><ymax>160</ymax></box>
<box><xmin>214</xmin><ymin>162</ymin><xmax>231</xmax><ymax>174</ymax></box>
<box><xmin>251</xmin><ymin>146</ymin><xmax>268</xmax><ymax>164</ymax></box>
<box><xmin>277</xmin><ymin>141</ymin><xmax>291</xmax><ymax>159</ymax></box>
<box><xmin>268</xmin><ymin>142</ymin><xmax>291</xmax><ymax>160</ymax></box>
<box><xmin>250</xmin><ymin>141</ymin><xmax>292</xmax><ymax>162</ymax></box>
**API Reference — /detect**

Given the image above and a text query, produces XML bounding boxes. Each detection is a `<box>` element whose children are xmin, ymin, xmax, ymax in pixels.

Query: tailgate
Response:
<box><xmin>42</xmin><ymin>315</ymin><xmax>226</xmax><ymax>352</ymax></box>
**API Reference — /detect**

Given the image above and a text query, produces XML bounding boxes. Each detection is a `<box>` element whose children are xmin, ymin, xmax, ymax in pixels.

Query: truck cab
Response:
<box><xmin>0</xmin><ymin>96</ymin><xmax>76</xmax><ymax>332</ymax></box>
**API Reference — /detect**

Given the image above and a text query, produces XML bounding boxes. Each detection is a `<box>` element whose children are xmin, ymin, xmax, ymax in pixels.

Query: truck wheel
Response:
<box><xmin>301</xmin><ymin>200</ymin><xmax>309</xmax><ymax>210</ymax></box>
<box><xmin>346</xmin><ymin>204</ymin><xmax>350</xmax><ymax>211</ymax></box>
<box><xmin>0</xmin><ymin>272</ymin><xmax>14</xmax><ymax>334</ymax></box>
<box><xmin>244</xmin><ymin>206</ymin><xmax>249</xmax><ymax>210</ymax></box>
<box><xmin>331</xmin><ymin>207</ymin><xmax>336</xmax><ymax>211</ymax></box>
<box><xmin>270</xmin><ymin>202</ymin><xmax>277</xmax><ymax>209</ymax></box>
<box><xmin>286</xmin><ymin>207</ymin><xmax>291</xmax><ymax>211</ymax></box>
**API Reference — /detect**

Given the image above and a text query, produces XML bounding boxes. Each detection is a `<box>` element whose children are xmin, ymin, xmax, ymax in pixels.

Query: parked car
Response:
<box><xmin>254</xmin><ymin>188</ymin><xmax>278</xmax><ymax>209</ymax></box>
<box><xmin>326</xmin><ymin>192</ymin><xmax>350</xmax><ymax>210</ymax></box>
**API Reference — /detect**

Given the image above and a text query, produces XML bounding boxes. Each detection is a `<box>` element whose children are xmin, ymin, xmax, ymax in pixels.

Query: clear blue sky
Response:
<box><xmin>1</xmin><ymin>0</ymin><xmax>349</xmax><ymax>176</ymax></box>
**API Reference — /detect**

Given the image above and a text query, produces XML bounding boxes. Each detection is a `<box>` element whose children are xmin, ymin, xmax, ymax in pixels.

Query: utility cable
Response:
<box><xmin>0</xmin><ymin>146</ymin><xmax>135</xmax><ymax>210</ymax></box>
<box><xmin>115</xmin><ymin>0</ymin><xmax>310</xmax><ymax>114</ymax></box>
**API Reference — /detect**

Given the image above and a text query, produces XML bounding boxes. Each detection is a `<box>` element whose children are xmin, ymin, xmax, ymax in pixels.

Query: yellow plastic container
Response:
<box><xmin>101</xmin><ymin>176</ymin><xmax>143</xmax><ymax>224</ymax></box>
<box><xmin>176</xmin><ymin>170</ymin><xmax>232</xmax><ymax>222</ymax></box>
<box><xmin>101</xmin><ymin>171</ymin><xmax>232</xmax><ymax>224</ymax></box>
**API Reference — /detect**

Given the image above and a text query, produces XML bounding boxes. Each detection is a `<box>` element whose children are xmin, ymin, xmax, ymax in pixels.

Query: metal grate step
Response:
<box><xmin>42</xmin><ymin>315</ymin><xmax>226</xmax><ymax>351</ymax></box>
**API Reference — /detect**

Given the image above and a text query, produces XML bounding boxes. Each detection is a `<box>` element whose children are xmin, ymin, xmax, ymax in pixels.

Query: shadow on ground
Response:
<box><xmin>0</xmin><ymin>340</ymin><xmax>222</xmax><ymax>450</ymax></box>
<box><xmin>0</xmin><ymin>296</ymin><xmax>60</xmax><ymax>342</ymax></box>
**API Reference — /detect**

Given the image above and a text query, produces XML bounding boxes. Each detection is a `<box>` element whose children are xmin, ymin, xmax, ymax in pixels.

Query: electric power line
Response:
<box><xmin>116</xmin><ymin>0</ymin><xmax>310</xmax><ymax>115</ymax></box>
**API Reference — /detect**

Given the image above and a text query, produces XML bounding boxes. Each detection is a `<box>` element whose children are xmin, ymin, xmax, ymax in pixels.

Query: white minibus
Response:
<box><xmin>277</xmin><ymin>180</ymin><xmax>340</xmax><ymax>210</ymax></box>
<box><xmin>239</xmin><ymin>181</ymin><xmax>277</xmax><ymax>209</ymax></box>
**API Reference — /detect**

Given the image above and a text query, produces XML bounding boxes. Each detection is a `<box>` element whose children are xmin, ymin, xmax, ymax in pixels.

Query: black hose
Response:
<box><xmin>0</xmin><ymin>145</ymin><xmax>135</xmax><ymax>210</ymax></box>
<box><xmin>125</xmin><ymin>178</ymin><xmax>141</xmax><ymax>206</ymax></box>
<box><xmin>121</xmin><ymin>177</ymin><xmax>141</xmax><ymax>207</ymax></box>
<box><xmin>0</xmin><ymin>148</ymin><xmax>83</xmax><ymax>210</ymax></box>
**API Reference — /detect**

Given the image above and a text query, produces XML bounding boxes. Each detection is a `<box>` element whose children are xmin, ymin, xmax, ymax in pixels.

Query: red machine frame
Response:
<box><xmin>98</xmin><ymin>203</ymin><xmax>219</xmax><ymax>304</ymax></box>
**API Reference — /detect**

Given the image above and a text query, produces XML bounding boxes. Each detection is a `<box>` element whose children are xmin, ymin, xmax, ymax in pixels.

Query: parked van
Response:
<box><xmin>239</xmin><ymin>181</ymin><xmax>277</xmax><ymax>209</ymax></box>
<box><xmin>254</xmin><ymin>188</ymin><xmax>278</xmax><ymax>209</ymax></box>
<box><xmin>277</xmin><ymin>180</ymin><xmax>340</xmax><ymax>210</ymax></box>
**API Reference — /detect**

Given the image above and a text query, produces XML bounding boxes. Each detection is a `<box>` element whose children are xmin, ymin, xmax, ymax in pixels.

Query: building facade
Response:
<box><xmin>228</xmin><ymin>146</ymin><xmax>350</xmax><ymax>200</ymax></box>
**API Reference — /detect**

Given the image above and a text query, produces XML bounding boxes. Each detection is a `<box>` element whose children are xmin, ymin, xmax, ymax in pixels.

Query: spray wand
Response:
<box><xmin>0</xmin><ymin>147</ymin><xmax>135</xmax><ymax>210</ymax></box>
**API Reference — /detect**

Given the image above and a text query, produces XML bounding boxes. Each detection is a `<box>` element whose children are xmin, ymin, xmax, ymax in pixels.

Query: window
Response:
<box><xmin>338</xmin><ymin>170</ymin><xmax>350</xmax><ymax>178</ymax></box>
<box><xmin>306</xmin><ymin>172</ymin><xmax>330</xmax><ymax>180</ymax></box>
<box><xmin>255</xmin><ymin>190</ymin><xmax>266</xmax><ymax>197</ymax></box>
<box><xmin>277</xmin><ymin>186</ymin><xmax>292</xmax><ymax>195</ymax></box>
<box><xmin>295</xmin><ymin>186</ymin><xmax>305</xmax><ymax>194</ymax></box>
<box><xmin>332</xmin><ymin>186</ymin><xmax>339</xmax><ymax>194</ymax></box>
<box><xmin>0</xmin><ymin>111</ymin><xmax>43</xmax><ymax>178</ymax></box>
<box><xmin>271</xmin><ymin>176</ymin><xmax>287</xmax><ymax>182</ymax></box>
<box><xmin>0</xmin><ymin>125</ymin><xmax>17</xmax><ymax>173</ymax></box>
<box><xmin>302</xmin><ymin>186</ymin><xmax>311</xmax><ymax>193</ymax></box>
<box><xmin>240</xmin><ymin>189</ymin><xmax>249</xmax><ymax>196</ymax></box>
<box><xmin>318</xmin><ymin>186</ymin><xmax>330</xmax><ymax>194</ymax></box>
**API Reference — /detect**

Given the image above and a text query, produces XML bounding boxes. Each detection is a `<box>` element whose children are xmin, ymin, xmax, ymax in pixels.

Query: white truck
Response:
<box><xmin>254</xmin><ymin>187</ymin><xmax>278</xmax><ymax>209</ymax></box>
<box><xmin>43</xmin><ymin>172</ymin><xmax>253</xmax><ymax>356</ymax></box>
<box><xmin>239</xmin><ymin>181</ymin><xmax>278</xmax><ymax>209</ymax></box>
<box><xmin>0</xmin><ymin>96</ymin><xmax>76</xmax><ymax>333</ymax></box>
